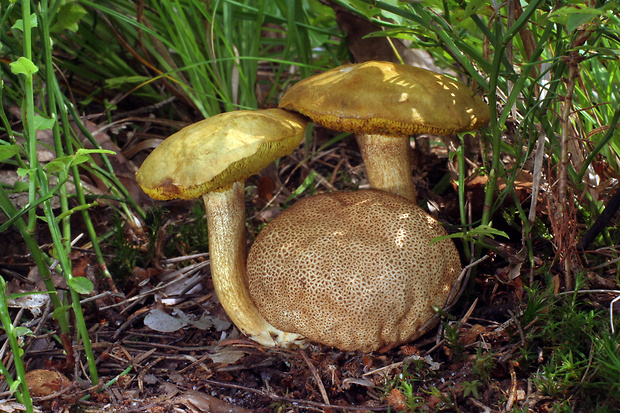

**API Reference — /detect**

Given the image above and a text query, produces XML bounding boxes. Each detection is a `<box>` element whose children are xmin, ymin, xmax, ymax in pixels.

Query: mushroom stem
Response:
<box><xmin>202</xmin><ymin>181</ymin><xmax>303</xmax><ymax>347</ymax></box>
<box><xmin>356</xmin><ymin>134</ymin><xmax>417</xmax><ymax>203</ymax></box>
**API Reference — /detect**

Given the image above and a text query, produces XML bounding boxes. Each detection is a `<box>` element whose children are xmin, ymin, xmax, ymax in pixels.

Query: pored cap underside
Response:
<box><xmin>279</xmin><ymin>61</ymin><xmax>490</xmax><ymax>136</ymax></box>
<box><xmin>136</xmin><ymin>109</ymin><xmax>308</xmax><ymax>200</ymax></box>
<box><xmin>247</xmin><ymin>189</ymin><xmax>462</xmax><ymax>352</ymax></box>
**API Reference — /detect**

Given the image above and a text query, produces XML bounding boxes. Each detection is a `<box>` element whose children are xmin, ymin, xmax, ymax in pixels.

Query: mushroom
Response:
<box><xmin>246</xmin><ymin>189</ymin><xmax>462</xmax><ymax>352</ymax></box>
<box><xmin>136</xmin><ymin>109</ymin><xmax>307</xmax><ymax>347</ymax></box>
<box><xmin>279</xmin><ymin>61</ymin><xmax>490</xmax><ymax>203</ymax></box>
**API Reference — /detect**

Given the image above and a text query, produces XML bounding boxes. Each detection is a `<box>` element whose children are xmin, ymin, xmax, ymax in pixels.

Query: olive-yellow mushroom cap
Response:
<box><xmin>279</xmin><ymin>61</ymin><xmax>490</xmax><ymax>136</ymax></box>
<box><xmin>246</xmin><ymin>189</ymin><xmax>462</xmax><ymax>352</ymax></box>
<box><xmin>136</xmin><ymin>109</ymin><xmax>308</xmax><ymax>199</ymax></box>
<box><xmin>279</xmin><ymin>61</ymin><xmax>489</xmax><ymax>203</ymax></box>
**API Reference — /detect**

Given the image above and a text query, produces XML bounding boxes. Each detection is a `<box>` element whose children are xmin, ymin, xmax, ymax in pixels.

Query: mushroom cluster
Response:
<box><xmin>136</xmin><ymin>61</ymin><xmax>489</xmax><ymax>352</ymax></box>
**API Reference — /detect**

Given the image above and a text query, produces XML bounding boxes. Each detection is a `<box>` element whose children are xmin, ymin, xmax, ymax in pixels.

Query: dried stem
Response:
<box><xmin>558</xmin><ymin>60</ymin><xmax>578</xmax><ymax>289</ymax></box>
<box><xmin>557</xmin><ymin>28</ymin><xmax>592</xmax><ymax>289</ymax></box>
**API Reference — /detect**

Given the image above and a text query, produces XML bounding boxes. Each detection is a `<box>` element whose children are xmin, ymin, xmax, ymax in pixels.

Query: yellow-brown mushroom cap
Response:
<box><xmin>246</xmin><ymin>189</ymin><xmax>462</xmax><ymax>352</ymax></box>
<box><xmin>136</xmin><ymin>109</ymin><xmax>308</xmax><ymax>200</ymax></box>
<box><xmin>279</xmin><ymin>61</ymin><xmax>490</xmax><ymax>136</ymax></box>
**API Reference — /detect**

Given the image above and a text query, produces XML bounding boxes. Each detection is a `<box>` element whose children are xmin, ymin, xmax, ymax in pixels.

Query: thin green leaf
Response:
<box><xmin>51</xmin><ymin>2</ymin><xmax>87</xmax><ymax>33</ymax></box>
<box><xmin>14</xmin><ymin>326</ymin><xmax>34</xmax><ymax>337</ymax></box>
<box><xmin>16</xmin><ymin>167</ymin><xmax>33</xmax><ymax>177</ymax></box>
<box><xmin>0</xmin><ymin>144</ymin><xmax>24</xmax><ymax>161</ymax></box>
<box><xmin>67</xmin><ymin>277</ymin><xmax>94</xmax><ymax>295</ymax></box>
<box><xmin>11</xmin><ymin>13</ymin><xmax>37</xmax><ymax>31</ymax></box>
<box><xmin>9</xmin><ymin>379</ymin><xmax>21</xmax><ymax>394</ymax></box>
<box><xmin>286</xmin><ymin>170</ymin><xmax>318</xmax><ymax>202</ymax></box>
<box><xmin>52</xmin><ymin>305</ymin><xmax>72</xmax><ymax>320</ymax></box>
<box><xmin>6</xmin><ymin>291</ymin><xmax>51</xmax><ymax>300</ymax></box>
<box><xmin>9</xmin><ymin>57</ymin><xmax>38</xmax><ymax>77</ymax></box>
<box><xmin>34</xmin><ymin>115</ymin><xmax>56</xmax><ymax>131</ymax></box>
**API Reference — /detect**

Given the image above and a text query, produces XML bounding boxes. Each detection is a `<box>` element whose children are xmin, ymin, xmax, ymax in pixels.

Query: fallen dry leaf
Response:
<box><xmin>0</xmin><ymin>401</ymin><xmax>43</xmax><ymax>413</ymax></box>
<box><xmin>24</xmin><ymin>369</ymin><xmax>71</xmax><ymax>397</ymax></box>
<box><xmin>386</xmin><ymin>388</ymin><xmax>407</xmax><ymax>411</ymax></box>
<box><xmin>460</xmin><ymin>324</ymin><xmax>487</xmax><ymax>346</ymax></box>
<box><xmin>174</xmin><ymin>390</ymin><xmax>252</xmax><ymax>413</ymax></box>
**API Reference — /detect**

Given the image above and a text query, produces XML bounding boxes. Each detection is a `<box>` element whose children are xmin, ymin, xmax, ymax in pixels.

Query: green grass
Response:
<box><xmin>1</xmin><ymin>1</ymin><xmax>106</xmax><ymax>404</ymax></box>
<box><xmin>376</xmin><ymin>282</ymin><xmax>618</xmax><ymax>411</ymax></box>
<box><xmin>58</xmin><ymin>0</ymin><xmax>344</xmax><ymax>116</ymax></box>
<box><xmin>1</xmin><ymin>0</ymin><xmax>620</xmax><ymax>410</ymax></box>
<box><xmin>347</xmin><ymin>0</ymin><xmax>616</xmax><ymax>234</ymax></box>
<box><xmin>518</xmin><ymin>282</ymin><xmax>620</xmax><ymax>410</ymax></box>
<box><xmin>381</xmin><ymin>362</ymin><xmax>427</xmax><ymax>412</ymax></box>
<box><xmin>0</xmin><ymin>3</ymin><xmax>342</xmax><ymax>405</ymax></box>
<box><xmin>106</xmin><ymin>202</ymin><xmax>210</xmax><ymax>285</ymax></box>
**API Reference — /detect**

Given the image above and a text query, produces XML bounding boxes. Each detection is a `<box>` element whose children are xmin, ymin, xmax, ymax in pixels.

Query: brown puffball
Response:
<box><xmin>247</xmin><ymin>189</ymin><xmax>462</xmax><ymax>352</ymax></box>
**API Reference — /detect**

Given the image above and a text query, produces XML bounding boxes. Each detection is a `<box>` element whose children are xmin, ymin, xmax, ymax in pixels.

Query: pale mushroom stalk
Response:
<box><xmin>203</xmin><ymin>182</ymin><xmax>302</xmax><ymax>347</ymax></box>
<box><xmin>356</xmin><ymin>134</ymin><xmax>416</xmax><ymax>202</ymax></box>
